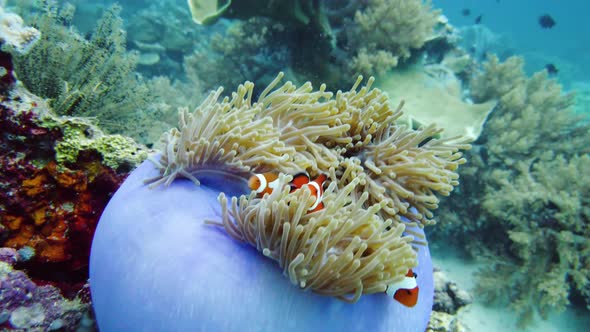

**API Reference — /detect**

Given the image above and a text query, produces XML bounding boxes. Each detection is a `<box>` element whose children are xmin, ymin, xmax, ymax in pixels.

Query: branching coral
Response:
<box><xmin>477</xmin><ymin>155</ymin><xmax>590</xmax><ymax>326</ymax></box>
<box><xmin>182</xmin><ymin>0</ymin><xmax>449</xmax><ymax>94</ymax></box>
<box><xmin>470</xmin><ymin>55</ymin><xmax>588</xmax><ymax>163</ymax></box>
<box><xmin>345</xmin><ymin>0</ymin><xmax>441</xmax><ymax>76</ymax></box>
<box><xmin>432</xmin><ymin>55</ymin><xmax>590</xmax><ymax>327</ymax></box>
<box><xmin>148</xmin><ymin>73</ymin><xmax>470</xmax><ymax>302</ymax></box>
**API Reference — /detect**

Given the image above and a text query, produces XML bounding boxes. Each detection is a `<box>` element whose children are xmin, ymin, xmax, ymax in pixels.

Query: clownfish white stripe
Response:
<box><xmin>385</xmin><ymin>276</ymin><xmax>418</xmax><ymax>297</ymax></box>
<box><xmin>254</xmin><ymin>174</ymin><xmax>267</xmax><ymax>193</ymax></box>
<box><xmin>307</xmin><ymin>181</ymin><xmax>322</xmax><ymax>211</ymax></box>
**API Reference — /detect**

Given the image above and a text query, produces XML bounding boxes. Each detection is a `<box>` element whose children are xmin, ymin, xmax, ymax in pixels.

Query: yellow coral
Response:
<box><xmin>345</xmin><ymin>0</ymin><xmax>441</xmax><ymax>76</ymax></box>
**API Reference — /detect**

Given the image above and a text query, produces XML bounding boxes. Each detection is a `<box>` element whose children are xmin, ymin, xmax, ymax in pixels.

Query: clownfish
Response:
<box><xmin>248</xmin><ymin>172</ymin><xmax>280</xmax><ymax>197</ymax></box>
<box><xmin>290</xmin><ymin>173</ymin><xmax>327</xmax><ymax>213</ymax></box>
<box><xmin>248</xmin><ymin>172</ymin><xmax>328</xmax><ymax>212</ymax></box>
<box><xmin>385</xmin><ymin>269</ymin><xmax>419</xmax><ymax>307</ymax></box>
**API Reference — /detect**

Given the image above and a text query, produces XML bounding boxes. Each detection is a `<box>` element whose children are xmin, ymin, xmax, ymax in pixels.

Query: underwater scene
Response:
<box><xmin>0</xmin><ymin>0</ymin><xmax>589</xmax><ymax>331</ymax></box>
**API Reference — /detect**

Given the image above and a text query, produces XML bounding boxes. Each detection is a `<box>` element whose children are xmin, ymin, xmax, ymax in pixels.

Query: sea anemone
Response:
<box><xmin>90</xmin><ymin>160</ymin><xmax>434</xmax><ymax>331</ymax></box>
<box><xmin>90</xmin><ymin>74</ymin><xmax>469</xmax><ymax>331</ymax></box>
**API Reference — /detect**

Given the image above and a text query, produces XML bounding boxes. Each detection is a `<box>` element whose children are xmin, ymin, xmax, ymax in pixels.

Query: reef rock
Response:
<box><xmin>0</xmin><ymin>247</ymin><xmax>94</xmax><ymax>331</ymax></box>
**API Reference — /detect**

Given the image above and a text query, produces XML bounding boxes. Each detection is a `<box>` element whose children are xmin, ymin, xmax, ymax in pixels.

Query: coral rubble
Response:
<box><xmin>432</xmin><ymin>269</ymin><xmax>472</xmax><ymax>315</ymax></box>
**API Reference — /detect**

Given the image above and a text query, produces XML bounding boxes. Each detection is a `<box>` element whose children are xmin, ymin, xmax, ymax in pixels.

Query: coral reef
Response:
<box><xmin>344</xmin><ymin>0</ymin><xmax>440</xmax><ymax>75</ymax></box>
<box><xmin>0</xmin><ymin>4</ymin><xmax>40</xmax><ymax>53</ymax></box>
<box><xmin>476</xmin><ymin>155</ymin><xmax>590</xmax><ymax>324</ymax></box>
<box><xmin>0</xmin><ymin>64</ymin><xmax>144</xmax><ymax>291</ymax></box>
<box><xmin>184</xmin><ymin>17</ymin><xmax>290</xmax><ymax>92</ymax></box>
<box><xmin>187</xmin><ymin>0</ymin><xmax>232</xmax><ymax>25</ymax></box>
<box><xmin>125</xmin><ymin>0</ymin><xmax>207</xmax><ymax>78</ymax></box>
<box><xmin>146</xmin><ymin>73</ymin><xmax>470</xmax><ymax>303</ymax></box>
<box><xmin>457</xmin><ymin>25</ymin><xmax>515</xmax><ymax>62</ymax></box>
<box><xmin>471</xmin><ymin>56</ymin><xmax>587</xmax><ymax>162</ymax></box>
<box><xmin>433</xmin><ymin>55</ymin><xmax>590</xmax><ymax>327</ymax></box>
<box><xmin>0</xmin><ymin>248</ymin><xmax>95</xmax><ymax>331</ymax></box>
<box><xmin>426</xmin><ymin>312</ymin><xmax>465</xmax><ymax>332</ymax></box>
<box><xmin>182</xmin><ymin>0</ymin><xmax>449</xmax><ymax>91</ymax></box>
<box><xmin>188</xmin><ymin>0</ymin><xmax>330</xmax><ymax>37</ymax></box>
<box><xmin>9</xmin><ymin>3</ymin><xmax>160</xmax><ymax>144</ymax></box>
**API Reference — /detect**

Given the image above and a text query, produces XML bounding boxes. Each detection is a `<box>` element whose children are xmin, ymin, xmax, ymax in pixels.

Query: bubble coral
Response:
<box><xmin>90</xmin><ymin>74</ymin><xmax>469</xmax><ymax>331</ymax></box>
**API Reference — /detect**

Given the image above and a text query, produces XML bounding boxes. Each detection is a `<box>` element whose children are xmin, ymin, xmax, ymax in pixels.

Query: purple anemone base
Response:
<box><xmin>90</xmin><ymin>160</ymin><xmax>434</xmax><ymax>331</ymax></box>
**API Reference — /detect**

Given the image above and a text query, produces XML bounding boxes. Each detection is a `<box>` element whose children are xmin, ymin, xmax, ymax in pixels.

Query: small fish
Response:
<box><xmin>461</xmin><ymin>8</ymin><xmax>470</xmax><ymax>16</ymax></box>
<box><xmin>299</xmin><ymin>173</ymin><xmax>328</xmax><ymax>212</ymax></box>
<box><xmin>289</xmin><ymin>172</ymin><xmax>311</xmax><ymax>191</ymax></box>
<box><xmin>385</xmin><ymin>269</ymin><xmax>419</xmax><ymax>307</ymax></box>
<box><xmin>538</xmin><ymin>14</ymin><xmax>556</xmax><ymax>29</ymax></box>
<box><xmin>474</xmin><ymin>15</ymin><xmax>482</xmax><ymax>24</ymax></box>
<box><xmin>248</xmin><ymin>172</ymin><xmax>280</xmax><ymax>197</ymax></box>
<box><xmin>248</xmin><ymin>172</ymin><xmax>328</xmax><ymax>212</ymax></box>
<box><xmin>545</xmin><ymin>63</ymin><xmax>558</xmax><ymax>75</ymax></box>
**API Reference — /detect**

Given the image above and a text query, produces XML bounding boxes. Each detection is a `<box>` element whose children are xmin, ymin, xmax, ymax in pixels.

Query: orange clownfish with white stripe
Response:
<box><xmin>248</xmin><ymin>172</ymin><xmax>328</xmax><ymax>213</ymax></box>
<box><xmin>385</xmin><ymin>269</ymin><xmax>419</xmax><ymax>307</ymax></box>
<box><xmin>290</xmin><ymin>172</ymin><xmax>328</xmax><ymax>213</ymax></box>
<box><xmin>248</xmin><ymin>172</ymin><xmax>280</xmax><ymax>197</ymax></box>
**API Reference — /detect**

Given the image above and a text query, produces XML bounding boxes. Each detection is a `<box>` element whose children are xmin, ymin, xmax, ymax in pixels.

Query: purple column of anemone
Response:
<box><xmin>89</xmin><ymin>160</ymin><xmax>434</xmax><ymax>332</ymax></box>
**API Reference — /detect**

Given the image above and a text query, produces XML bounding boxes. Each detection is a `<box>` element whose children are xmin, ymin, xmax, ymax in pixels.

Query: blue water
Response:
<box><xmin>434</xmin><ymin>0</ymin><xmax>589</xmax><ymax>87</ymax></box>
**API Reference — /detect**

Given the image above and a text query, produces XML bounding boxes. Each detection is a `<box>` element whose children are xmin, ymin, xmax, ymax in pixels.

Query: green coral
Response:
<box><xmin>39</xmin><ymin>112</ymin><xmax>146</xmax><ymax>171</ymax></box>
<box><xmin>433</xmin><ymin>55</ymin><xmax>590</xmax><ymax>327</ymax></box>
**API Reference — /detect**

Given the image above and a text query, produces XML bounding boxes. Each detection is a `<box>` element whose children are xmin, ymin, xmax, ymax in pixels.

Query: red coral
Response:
<box><xmin>0</xmin><ymin>98</ymin><xmax>128</xmax><ymax>294</ymax></box>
